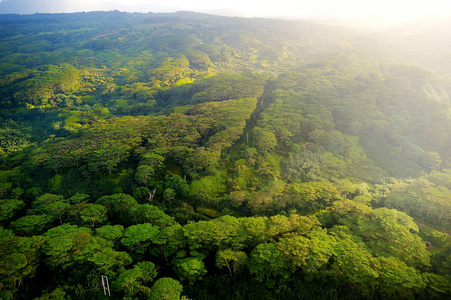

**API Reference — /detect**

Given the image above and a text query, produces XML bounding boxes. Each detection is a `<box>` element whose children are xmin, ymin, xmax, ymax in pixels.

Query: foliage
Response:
<box><xmin>148</xmin><ymin>277</ymin><xmax>183</xmax><ymax>300</ymax></box>
<box><xmin>0</xmin><ymin>10</ymin><xmax>450</xmax><ymax>300</ymax></box>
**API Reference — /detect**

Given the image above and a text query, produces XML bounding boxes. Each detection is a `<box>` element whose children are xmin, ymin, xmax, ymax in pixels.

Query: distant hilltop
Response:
<box><xmin>0</xmin><ymin>0</ymin><xmax>175</xmax><ymax>14</ymax></box>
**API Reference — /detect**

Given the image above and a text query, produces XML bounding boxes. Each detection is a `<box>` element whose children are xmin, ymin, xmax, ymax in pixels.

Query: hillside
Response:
<box><xmin>0</xmin><ymin>11</ymin><xmax>450</xmax><ymax>299</ymax></box>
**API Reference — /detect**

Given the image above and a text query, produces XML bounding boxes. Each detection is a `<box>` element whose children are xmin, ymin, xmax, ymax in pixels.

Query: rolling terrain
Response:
<box><xmin>0</xmin><ymin>11</ymin><xmax>450</xmax><ymax>299</ymax></box>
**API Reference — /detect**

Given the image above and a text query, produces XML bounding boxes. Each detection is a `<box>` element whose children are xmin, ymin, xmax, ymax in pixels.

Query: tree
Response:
<box><xmin>173</xmin><ymin>257</ymin><xmax>207</xmax><ymax>284</ymax></box>
<box><xmin>164</xmin><ymin>175</ymin><xmax>189</xmax><ymax>199</ymax></box>
<box><xmin>371</xmin><ymin>256</ymin><xmax>426</xmax><ymax>298</ymax></box>
<box><xmin>96</xmin><ymin>225</ymin><xmax>125</xmax><ymax>245</ymax></box>
<box><xmin>31</xmin><ymin>194</ymin><xmax>70</xmax><ymax>224</ymax></box>
<box><xmin>9</xmin><ymin>214</ymin><xmax>53</xmax><ymax>236</ymax></box>
<box><xmin>276</xmin><ymin>235</ymin><xmax>312</xmax><ymax>270</ymax></box>
<box><xmin>0</xmin><ymin>199</ymin><xmax>25</xmax><ymax>224</ymax></box>
<box><xmin>247</xmin><ymin>243</ymin><xmax>290</xmax><ymax>285</ymax></box>
<box><xmin>135</xmin><ymin>165</ymin><xmax>154</xmax><ymax>186</ymax></box>
<box><xmin>97</xmin><ymin>193</ymin><xmax>138</xmax><ymax>223</ymax></box>
<box><xmin>46</xmin><ymin>200</ymin><xmax>71</xmax><ymax>224</ymax></box>
<box><xmin>68</xmin><ymin>193</ymin><xmax>90</xmax><ymax>204</ymax></box>
<box><xmin>33</xmin><ymin>287</ymin><xmax>67</xmax><ymax>300</ymax></box>
<box><xmin>129</xmin><ymin>204</ymin><xmax>175</xmax><ymax>228</ymax></box>
<box><xmin>133</xmin><ymin>187</ymin><xmax>150</xmax><ymax>203</ymax></box>
<box><xmin>79</xmin><ymin>204</ymin><xmax>107</xmax><ymax>228</ymax></box>
<box><xmin>32</xmin><ymin>194</ymin><xmax>63</xmax><ymax>210</ymax></box>
<box><xmin>141</xmin><ymin>153</ymin><xmax>165</xmax><ymax>171</ymax></box>
<box><xmin>363</xmin><ymin>208</ymin><xmax>430</xmax><ymax>268</ymax></box>
<box><xmin>327</xmin><ymin>226</ymin><xmax>378</xmax><ymax>295</ymax></box>
<box><xmin>253</xmin><ymin>127</ymin><xmax>277</xmax><ymax>154</ymax></box>
<box><xmin>42</xmin><ymin>224</ymin><xmax>94</xmax><ymax>269</ymax></box>
<box><xmin>421</xmin><ymin>272</ymin><xmax>451</xmax><ymax>298</ymax></box>
<box><xmin>0</xmin><ymin>228</ymin><xmax>45</xmax><ymax>299</ymax></box>
<box><xmin>121</xmin><ymin>223</ymin><xmax>160</xmax><ymax>255</ymax></box>
<box><xmin>68</xmin><ymin>193</ymin><xmax>90</xmax><ymax>218</ymax></box>
<box><xmin>148</xmin><ymin>277</ymin><xmax>183</xmax><ymax>300</ymax></box>
<box><xmin>113</xmin><ymin>261</ymin><xmax>158</xmax><ymax>299</ymax></box>
<box><xmin>299</xmin><ymin>228</ymin><xmax>337</xmax><ymax>277</ymax></box>
<box><xmin>163</xmin><ymin>188</ymin><xmax>176</xmax><ymax>203</ymax></box>
<box><xmin>88</xmin><ymin>247</ymin><xmax>132</xmax><ymax>275</ymax></box>
<box><xmin>154</xmin><ymin>224</ymin><xmax>184</xmax><ymax>259</ymax></box>
<box><xmin>216</xmin><ymin>249</ymin><xmax>248</xmax><ymax>275</ymax></box>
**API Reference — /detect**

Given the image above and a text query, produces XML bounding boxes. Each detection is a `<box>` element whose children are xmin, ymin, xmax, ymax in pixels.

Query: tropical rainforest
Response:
<box><xmin>0</xmin><ymin>11</ymin><xmax>450</xmax><ymax>300</ymax></box>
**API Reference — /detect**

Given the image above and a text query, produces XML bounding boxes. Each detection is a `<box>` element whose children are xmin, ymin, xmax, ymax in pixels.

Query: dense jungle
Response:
<box><xmin>0</xmin><ymin>11</ymin><xmax>450</xmax><ymax>299</ymax></box>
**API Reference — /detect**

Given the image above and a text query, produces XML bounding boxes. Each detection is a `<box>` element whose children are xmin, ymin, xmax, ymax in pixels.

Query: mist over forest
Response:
<box><xmin>0</xmin><ymin>9</ymin><xmax>450</xmax><ymax>300</ymax></box>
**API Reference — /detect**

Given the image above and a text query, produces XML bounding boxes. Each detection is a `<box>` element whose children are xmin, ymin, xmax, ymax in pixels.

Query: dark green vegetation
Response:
<box><xmin>0</xmin><ymin>11</ymin><xmax>450</xmax><ymax>299</ymax></box>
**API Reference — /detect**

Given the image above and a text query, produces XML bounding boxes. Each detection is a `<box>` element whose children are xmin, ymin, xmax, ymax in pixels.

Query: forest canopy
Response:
<box><xmin>0</xmin><ymin>11</ymin><xmax>450</xmax><ymax>300</ymax></box>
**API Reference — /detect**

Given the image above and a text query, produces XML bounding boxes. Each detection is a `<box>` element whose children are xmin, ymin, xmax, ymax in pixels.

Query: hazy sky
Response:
<box><xmin>81</xmin><ymin>0</ymin><xmax>451</xmax><ymax>20</ymax></box>
<box><xmin>1</xmin><ymin>0</ymin><xmax>451</xmax><ymax>26</ymax></box>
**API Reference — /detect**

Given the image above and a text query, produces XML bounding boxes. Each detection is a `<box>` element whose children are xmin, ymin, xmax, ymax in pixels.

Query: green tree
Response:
<box><xmin>9</xmin><ymin>214</ymin><xmax>53</xmax><ymax>236</ymax></box>
<box><xmin>372</xmin><ymin>256</ymin><xmax>426</xmax><ymax>298</ymax></box>
<box><xmin>129</xmin><ymin>204</ymin><xmax>176</xmax><ymax>228</ymax></box>
<box><xmin>121</xmin><ymin>223</ymin><xmax>160</xmax><ymax>255</ymax></box>
<box><xmin>88</xmin><ymin>247</ymin><xmax>132</xmax><ymax>275</ymax></box>
<box><xmin>32</xmin><ymin>193</ymin><xmax>63</xmax><ymax>210</ymax></box>
<box><xmin>33</xmin><ymin>287</ymin><xmax>67</xmax><ymax>300</ymax></box>
<box><xmin>133</xmin><ymin>187</ymin><xmax>150</xmax><ymax>203</ymax></box>
<box><xmin>163</xmin><ymin>188</ymin><xmax>176</xmax><ymax>203</ymax></box>
<box><xmin>113</xmin><ymin>261</ymin><xmax>158</xmax><ymax>299</ymax></box>
<box><xmin>253</xmin><ymin>127</ymin><xmax>277</xmax><ymax>154</ymax></box>
<box><xmin>42</xmin><ymin>224</ymin><xmax>95</xmax><ymax>269</ymax></box>
<box><xmin>79</xmin><ymin>204</ymin><xmax>107</xmax><ymax>228</ymax></box>
<box><xmin>46</xmin><ymin>201</ymin><xmax>71</xmax><ymax>224</ymax></box>
<box><xmin>247</xmin><ymin>243</ymin><xmax>290</xmax><ymax>285</ymax></box>
<box><xmin>148</xmin><ymin>277</ymin><xmax>183</xmax><ymax>300</ymax></box>
<box><xmin>173</xmin><ymin>257</ymin><xmax>207</xmax><ymax>284</ymax></box>
<box><xmin>0</xmin><ymin>228</ymin><xmax>45</xmax><ymax>300</ymax></box>
<box><xmin>97</xmin><ymin>193</ymin><xmax>138</xmax><ymax>223</ymax></box>
<box><xmin>96</xmin><ymin>225</ymin><xmax>125</xmax><ymax>245</ymax></box>
<box><xmin>135</xmin><ymin>165</ymin><xmax>154</xmax><ymax>186</ymax></box>
<box><xmin>164</xmin><ymin>175</ymin><xmax>190</xmax><ymax>200</ymax></box>
<box><xmin>216</xmin><ymin>249</ymin><xmax>248</xmax><ymax>275</ymax></box>
<box><xmin>141</xmin><ymin>153</ymin><xmax>165</xmax><ymax>171</ymax></box>
<box><xmin>31</xmin><ymin>194</ymin><xmax>70</xmax><ymax>224</ymax></box>
<box><xmin>68</xmin><ymin>193</ymin><xmax>90</xmax><ymax>204</ymax></box>
<box><xmin>327</xmin><ymin>226</ymin><xmax>379</xmax><ymax>295</ymax></box>
<box><xmin>0</xmin><ymin>199</ymin><xmax>25</xmax><ymax>224</ymax></box>
<box><xmin>276</xmin><ymin>235</ymin><xmax>312</xmax><ymax>271</ymax></box>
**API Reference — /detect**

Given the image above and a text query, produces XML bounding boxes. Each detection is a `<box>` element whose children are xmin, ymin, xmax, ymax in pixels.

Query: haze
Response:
<box><xmin>1</xmin><ymin>0</ymin><xmax>451</xmax><ymax>27</ymax></box>
<box><xmin>105</xmin><ymin>0</ymin><xmax>451</xmax><ymax>20</ymax></box>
